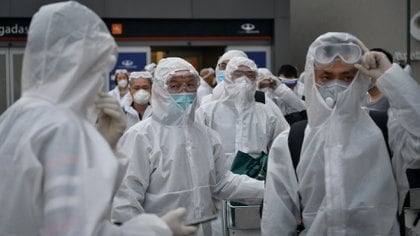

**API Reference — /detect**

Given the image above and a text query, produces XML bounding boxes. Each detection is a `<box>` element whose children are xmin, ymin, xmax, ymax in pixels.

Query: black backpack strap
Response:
<box><xmin>284</xmin><ymin>110</ymin><xmax>308</xmax><ymax>126</ymax></box>
<box><xmin>288</xmin><ymin>120</ymin><xmax>308</xmax><ymax>169</ymax></box>
<box><xmin>368</xmin><ymin>110</ymin><xmax>391</xmax><ymax>156</ymax></box>
<box><xmin>254</xmin><ymin>90</ymin><xmax>265</xmax><ymax>104</ymax></box>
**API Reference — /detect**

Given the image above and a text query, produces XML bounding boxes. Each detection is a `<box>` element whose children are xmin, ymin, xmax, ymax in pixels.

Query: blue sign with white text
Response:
<box><xmin>245</xmin><ymin>51</ymin><xmax>267</xmax><ymax>68</ymax></box>
<box><xmin>109</xmin><ymin>52</ymin><xmax>147</xmax><ymax>90</ymax></box>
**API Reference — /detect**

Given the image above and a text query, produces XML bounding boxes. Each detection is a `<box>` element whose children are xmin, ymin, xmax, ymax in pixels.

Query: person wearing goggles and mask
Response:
<box><xmin>257</xmin><ymin>68</ymin><xmax>307</xmax><ymax>124</ymax></box>
<box><xmin>112</xmin><ymin>57</ymin><xmax>264</xmax><ymax>236</ymax></box>
<box><xmin>262</xmin><ymin>32</ymin><xmax>420</xmax><ymax>235</ymax></box>
<box><xmin>122</xmin><ymin>71</ymin><xmax>153</xmax><ymax>130</ymax></box>
<box><xmin>196</xmin><ymin>57</ymin><xmax>289</xmax><ymax>235</ymax></box>
<box><xmin>109</xmin><ymin>69</ymin><xmax>130</xmax><ymax>106</ymax></box>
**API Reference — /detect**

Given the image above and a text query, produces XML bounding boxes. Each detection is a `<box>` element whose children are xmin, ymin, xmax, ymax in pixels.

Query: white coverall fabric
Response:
<box><xmin>0</xmin><ymin>2</ymin><xmax>171</xmax><ymax>235</ymax></box>
<box><xmin>257</xmin><ymin>68</ymin><xmax>306</xmax><ymax>115</ymax></box>
<box><xmin>196</xmin><ymin>57</ymin><xmax>289</xmax><ymax>164</ymax></box>
<box><xmin>196</xmin><ymin>77</ymin><xmax>213</xmax><ymax>105</ymax></box>
<box><xmin>122</xmin><ymin>96</ymin><xmax>152</xmax><ymax>130</ymax></box>
<box><xmin>262</xmin><ymin>32</ymin><xmax>420</xmax><ymax>235</ymax></box>
<box><xmin>108</xmin><ymin>86</ymin><xmax>129</xmax><ymax>107</ymax></box>
<box><xmin>205</xmin><ymin>50</ymin><xmax>249</xmax><ymax>103</ymax></box>
<box><xmin>111</xmin><ymin>57</ymin><xmax>264</xmax><ymax>236</ymax></box>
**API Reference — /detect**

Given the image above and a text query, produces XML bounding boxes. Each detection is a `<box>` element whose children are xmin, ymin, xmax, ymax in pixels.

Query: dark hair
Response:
<box><xmin>370</xmin><ymin>48</ymin><xmax>393</xmax><ymax>63</ymax></box>
<box><xmin>278</xmin><ymin>64</ymin><xmax>298</xmax><ymax>78</ymax></box>
<box><xmin>114</xmin><ymin>72</ymin><xmax>129</xmax><ymax>86</ymax></box>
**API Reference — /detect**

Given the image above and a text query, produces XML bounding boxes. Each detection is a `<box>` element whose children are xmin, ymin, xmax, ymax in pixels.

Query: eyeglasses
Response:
<box><xmin>166</xmin><ymin>81</ymin><xmax>198</xmax><ymax>93</ymax></box>
<box><xmin>231</xmin><ymin>70</ymin><xmax>257</xmax><ymax>80</ymax></box>
<box><xmin>314</xmin><ymin>43</ymin><xmax>362</xmax><ymax>68</ymax></box>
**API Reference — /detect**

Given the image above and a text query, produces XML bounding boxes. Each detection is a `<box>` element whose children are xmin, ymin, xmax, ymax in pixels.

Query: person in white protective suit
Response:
<box><xmin>196</xmin><ymin>57</ymin><xmax>289</xmax><ymax>165</ymax></box>
<box><xmin>261</xmin><ymin>32</ymin><xmax>420</xmax><ymax>235</ymax></box>
<box><xmin>278</xmin><ymin>64</ymin><xmax>305</xmax><ymax>100</ymax></box>
<box><xmin>196</xmin><ymin>67</ymin><xmax>216</xmax><ymax>105</ymax></box>
<box><xmin>200</xmin><ymin>50</ymin><xmax>248</xmax><ymax>104</ymax></box>
<box><xmin>111</xmin><ymin>57</ymin><xmax>265</xmax><ymax>236</ymax></box>
<box><xmin>109</xmin><ymin>69</ymin><xmax>130</xmax><ymax>106</ymax></box>
<box><xmin>257</xmin><ymin>68</ymin><xmax>306</xmax><ymax>118</ymax></box>
<box><xmin>196</xmin><ymin>57</ymin><xmax>289</xmax><ymax>235</ymax></box>
<box><xmin>123</xmin><ymin>71</ymin><xmax>153</xmax><ymax>130</ymax></box>
<box><xmin>0</xmin><ymin>2</ymin><xmax>196</xmax><ymax>236</ymax></box>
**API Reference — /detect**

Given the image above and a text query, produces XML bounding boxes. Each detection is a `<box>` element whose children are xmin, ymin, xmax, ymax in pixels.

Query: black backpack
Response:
<box><xmin>288</xmin><ymin>110</ymin><xmax>420</xmax><ymax>235</ymax></box>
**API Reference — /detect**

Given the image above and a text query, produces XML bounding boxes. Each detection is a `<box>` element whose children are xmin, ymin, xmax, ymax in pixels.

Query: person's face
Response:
<box><xmin>314</xmin><ymin>59</ymin><xmax>358</xmax><ymax>85</ymax></box>
<box><xmin>231</xmin><ymin>65</ymin><xmax>257</xmax><ymax>81</ymax></box>
<box><xmin>130</xmin><ymin>78</ymin><xmax>152</xmax><ymax>97</ymax></box>
<box><xmin>116</xmin><ymin>73</ymin><xmax>128</xmax><ymax>82</ymax></box>
<box><xmin>218</xmin><ymin>60</ymin><xmax>229</xmax><ymax>71</ymax></box>
<box><xmin>166</xmin><ymin>72</ymin><xmax>198</xmax><ymax>94</ymax></box>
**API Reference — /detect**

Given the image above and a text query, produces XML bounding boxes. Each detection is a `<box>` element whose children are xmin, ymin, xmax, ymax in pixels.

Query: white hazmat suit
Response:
<box><xmin>0</xmin><ymin>2</ymin><xmax>172</xmax><ymax>235</ymax></box>
<box><xmin>196</xmin><ymin>57</ymin><xmax>289</xmax><ymax>164</ymax></box>
<box><xmin>262</xmin><ymin>32</ymin><xmax>420</xmax><ymax>235</ymax></box>
<box><xmin>257</xmin><ymin>68</ymin><xmax>306</xmax><ymax>116</ymax></box>
<box><xmin>111</xmin><ymin>57</ymin><xmax>265</xmax><ymax>236</ymax></box>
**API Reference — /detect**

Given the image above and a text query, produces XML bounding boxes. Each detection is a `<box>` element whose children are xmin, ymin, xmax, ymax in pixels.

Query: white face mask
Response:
<box><xmin>117</xmin><ymin>79</ymin><xmax>128</xmax><ymax>88</ymax></box>
<box><xmin>234</xmin><ymin>76</ymin><xmax>253</xmax><ymax>85</ymax></box>
<box><xmin>317</xmin><ymin>80</ymin><xmax>349</xmax><ymax>108</ymax></box>
<box><xmin>133</xmin><ymin>89</ymin><xmax>151</xmax><ymax>105</ymax></box>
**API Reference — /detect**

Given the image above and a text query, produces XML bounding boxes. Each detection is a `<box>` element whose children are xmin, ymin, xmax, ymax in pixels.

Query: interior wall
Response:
<box><xmin>290</xmin><ymin>0</ymin><xmax>420</xmax><ymax>81</ymax></box>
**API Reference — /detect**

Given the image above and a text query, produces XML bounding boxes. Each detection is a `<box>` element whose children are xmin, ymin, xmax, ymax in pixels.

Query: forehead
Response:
<box><xmin>168</xmin><ymin>75</ymin><xmax>197</xmax><ymax>83</ymax></box>
<box><xmin>131</xmin><ymin>78</ymin><xmax>151</xmax><ymax>86</ymax></box>
<box><xmin>235</xmin><ymin>65</ymin><xmax>253</xmax><ymax>71</ymax></box>
<box><xmin>315</xmin><ymin>59</ymin><xmax>357</xmax><ymax>74</ymax></box>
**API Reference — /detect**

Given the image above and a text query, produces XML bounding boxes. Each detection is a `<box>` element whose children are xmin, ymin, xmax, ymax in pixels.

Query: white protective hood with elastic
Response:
<box><xmin>299</xmin><ymin>32</ymin><xmax>400</xmax><ymax>235</ymax></box>
<box><xmin>151</xmin><ymin>57</ymin><xmax>199</xmax><ymax>125</ymax></box>
<box><xmin>257</xmin><ymin>68</ymin><xmax>306</xmax><ymax>115</ymax></box>
<box><xmin>196</xmin><ymin>57</ymin><xmax>289</xmax><ymax>164</ymax></box>
<box><xmin>207</xmin><ymin>50</ymin><xmax>248</xmax><ymax>102</ymax></box>
<box><xmin>0</xmin><ymin>1</ymin><xmax>171</xmax><ymax>235</ymax></box>
<box><xmin>112</xmin><ymin>57</ymin><xmax>264</xmax><ymax>235</ymax></box>
<box><xmin>262</xmin><ymin>32</ymin><xmax>420</xmax><ymax>235</ymax></box>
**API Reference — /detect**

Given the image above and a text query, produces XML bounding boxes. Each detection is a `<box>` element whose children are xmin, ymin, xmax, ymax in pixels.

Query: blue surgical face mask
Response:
<box><xmin>216</xmin><ymin>71</ymin><xmax>225</xmax><ymax>83</ymax></box>
<box><xmin>171</xmin><ymin>92</ymin><xmax>196</xmax><ymax>110</ymax></box>
<box><xmin>280</xmin><ymin>77</ymin><xmax>298</xmax><ymax>89</ymax></box>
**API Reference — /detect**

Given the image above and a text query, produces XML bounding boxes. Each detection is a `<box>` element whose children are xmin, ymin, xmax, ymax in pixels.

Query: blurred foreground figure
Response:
<box><xmin>0</xmin><ymin>1</ymin><xmax>195</xmax><ymax>235</ymax></box>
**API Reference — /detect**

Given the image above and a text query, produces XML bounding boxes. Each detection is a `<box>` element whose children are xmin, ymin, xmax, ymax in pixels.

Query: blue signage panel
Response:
<box><xmin>245</xmin><ymin>51</ymin><xmax>267</xmax><ymax>68</ymax></box>
<box><xmin>109</xmin><ymin>52</ymin><xmax>147</xmax><ymax>90</ymax></box>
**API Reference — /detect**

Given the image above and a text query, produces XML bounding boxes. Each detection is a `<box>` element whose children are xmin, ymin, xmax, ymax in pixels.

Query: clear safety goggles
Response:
<box><xmin>166</xmin><ymin>69</ymin><xmax>199</xmax><ymax>93</ymax></box>
<box><xmin>314</xmin><ymin>43</ymin><xmax>362</xmax><ymax>68</ymax></box>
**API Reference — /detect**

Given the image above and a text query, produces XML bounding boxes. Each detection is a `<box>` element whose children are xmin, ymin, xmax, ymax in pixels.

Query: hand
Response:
<box><xmin>162</xmin><ymin>208</ymin><xmax>197</xmax><ymax>236</ymax></box>
<box><xmin>95</xmin><ymin>92</ymin><xmax>126</xmax><ymax>150</ymax></box>
<box><xmin>355</xmin><ymin>51</ymin><xmax>392</xmax><ymax>81</ymax></box>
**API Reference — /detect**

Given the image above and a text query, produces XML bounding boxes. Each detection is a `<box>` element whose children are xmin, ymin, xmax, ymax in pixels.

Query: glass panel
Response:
<box><xmin>0</xmin><ymin>53</ymin><xmax>7</xmax><ymax>114</ymax></box>
<box><xmin>12</xmin><ymin>53</ymin><xmax>23</xmax><ymax>102</ymax></box>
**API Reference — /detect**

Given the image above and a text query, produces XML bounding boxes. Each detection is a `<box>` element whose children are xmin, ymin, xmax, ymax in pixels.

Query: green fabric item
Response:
<box><xmin>230</xmin><ymin>151</ymin><xmax>268</xmax><ymax>180</ymax></box>
<box><xmin>228</xmin><ymin>151</ymin><xmax>267</xmax><ymax>227</ymax></box>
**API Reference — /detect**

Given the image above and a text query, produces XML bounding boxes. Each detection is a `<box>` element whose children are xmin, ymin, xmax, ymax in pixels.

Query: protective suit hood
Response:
<box><xmin>152</xmin><ymin>57</ymin><xmax>199</xmax><ymax>125</ymax></box>
<box><xmin>21</xmin><ymin>1</ymin><xmax>117</xmax><ymax>123</ymax></box>
<box><xmin>297</xmin><ymin>32</ymin><xmax>398</xmax><ymax>235</ymax></box>
<box><xmin>303</xmin><ymin>32</ymin><xmax>368</xmax><ymax>128</ymax></box>
<box><xmin>211</xmin><ymin>50</ymin><xmax>248</xmax><ymax>101</ymax></box>
<box><xmin>215</xmin><ymin>57</ymin><xmax>258</xmax><ymax>109</ymax></box>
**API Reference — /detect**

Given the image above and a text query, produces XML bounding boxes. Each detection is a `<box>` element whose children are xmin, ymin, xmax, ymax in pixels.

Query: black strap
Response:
<box><xmin>288</xmin><ymin>110</ymin><xmax>390</xmax><ymax>169</ymax></box>
<box><xmin>254</xmin><ymin>90</ymin><xmax>265</xmax><ymax>104</ymax></box>
<box><xmin>284</xmin><ymin>110</ymin><xmax>308</xmax><ymax>125</ymax></box>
